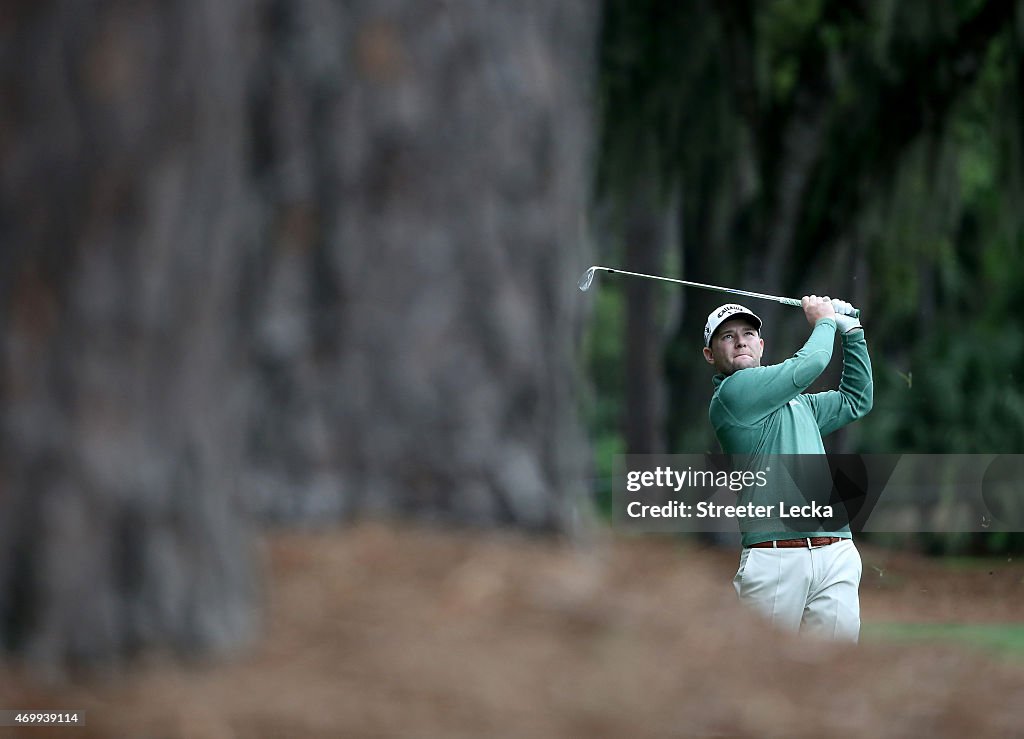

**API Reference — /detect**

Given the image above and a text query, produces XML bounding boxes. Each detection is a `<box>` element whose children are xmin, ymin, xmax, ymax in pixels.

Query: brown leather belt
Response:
<box><xmin>749</xmin><ymin>536</ymin><xmax>845</xmax><ymax>549</ymax></box>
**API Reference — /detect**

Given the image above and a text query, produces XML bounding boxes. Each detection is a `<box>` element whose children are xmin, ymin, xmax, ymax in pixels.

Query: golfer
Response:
<box><xmin>702</xmin><ymin>296</ymin><xmax>873</xmax><ymax>641</ymax></box>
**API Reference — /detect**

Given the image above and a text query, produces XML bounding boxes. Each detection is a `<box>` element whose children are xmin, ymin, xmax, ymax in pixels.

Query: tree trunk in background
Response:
<box><xmin>0</xmin><ymin>0</ymin><xmax>597</xmax><ymax>667</ymax></box>
<box><xmin>243</xmin><ymin>0</ymin><xmax>597</xmax><ymax>528</ymax></box>
<box><xmin>665</xmin><ymin>180</ymin><xmax>720</xmax><ymax>454</ymax></box>
<box><xmin>0</xmin><ymin>1</ymin><xmax>257</xmax><ymax>665</ymax></box>
<box><xmin>622</xmin><ymin>187</ymin><xmax>667</xmax><ymax>455</ymax></box>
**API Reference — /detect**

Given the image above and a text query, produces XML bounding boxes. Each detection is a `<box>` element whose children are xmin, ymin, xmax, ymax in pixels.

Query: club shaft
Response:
<box><xmin>585</xmin><ymin>266</ymin><xmax>860</xmax><ymax>318</ymax></box>
<box><xmin>594</xmin><ymin>267</ymin><xmax>802</xmax><ymax>307</ymax></box>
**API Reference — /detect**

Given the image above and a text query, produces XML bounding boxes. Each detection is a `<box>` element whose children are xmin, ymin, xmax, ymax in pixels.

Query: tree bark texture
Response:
<box><xmin>0</xmin><ymin>0</ymin><xmax>597</xmax><ymax>666</ymax></box>
<box><xmin>242</xmin><ymin>0</ymin><xmax>596</xmax><ymax>527</ymax></box>
<box><xmin>0</xmin><ymin>0</ymin><xmax>259</xmax><ymax>665</ymax></box>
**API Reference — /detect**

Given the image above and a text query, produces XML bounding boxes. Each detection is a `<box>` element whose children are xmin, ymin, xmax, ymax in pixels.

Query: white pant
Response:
<box><xmin>732</xmin><ymin>539</ymin><xmax>862</xmax><ymax>642</ymax></box>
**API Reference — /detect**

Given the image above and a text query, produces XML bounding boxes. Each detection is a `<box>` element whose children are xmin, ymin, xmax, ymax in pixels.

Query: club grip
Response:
<box><xmin>828</xmin><ymin>299</ymin><xmax>860</xmax><ymax>319</ymax></box>
<box><xmin>789</xmin><ymin>298</ymin><xmax>861</xmax><ymax>319</ymax></box>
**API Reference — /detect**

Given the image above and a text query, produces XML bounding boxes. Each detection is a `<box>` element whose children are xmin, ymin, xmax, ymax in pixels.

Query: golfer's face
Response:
<box><xmin>705</xmin><ymin>317</ymin><xmax>763</xmax><ymax>375</ymax></box>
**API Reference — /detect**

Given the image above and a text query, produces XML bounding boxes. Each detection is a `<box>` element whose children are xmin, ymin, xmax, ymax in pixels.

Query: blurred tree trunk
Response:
<box><xmin>0</xmin><ymin>0</ymin><xmax>597</xmax><ymax>667</ymax></box>
<box><xmin>0</xmin><ymin>1</ymin><xmax>258</xmax><ymax>665</ymax></box>
<box><xmin>665</xmin><ymin>175</ymin><xmax>724</xmax><ymax>453</ymax></box>
<box><xmin>243</xmin><ymin>0</ymin><xmax>596</xmax><ymax>525</ymax></box>
<box><xmin>622</xmin><ymin>184</ymin><xmax>667</xmax><ymax>455</ymax></box>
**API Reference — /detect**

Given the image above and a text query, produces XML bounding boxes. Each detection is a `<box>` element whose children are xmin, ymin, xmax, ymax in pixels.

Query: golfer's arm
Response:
<box><xmin>808</xmin><ymin>330</ymin><xmax>874</xmax><ymax>435</ymax></box>
<box><xmin>717</xmin><ymin>319</ymin><xmax>837</xmax><ymax>423</ymax></box>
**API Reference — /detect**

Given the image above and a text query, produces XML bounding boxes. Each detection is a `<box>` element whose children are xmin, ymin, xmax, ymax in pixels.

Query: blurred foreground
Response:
<box><xmin>2</xmin><ymin>523</ymin><xmax>1023</xmax><ymax>738</ymax></box>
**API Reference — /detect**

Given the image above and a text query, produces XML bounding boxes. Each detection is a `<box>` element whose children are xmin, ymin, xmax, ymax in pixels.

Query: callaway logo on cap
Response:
<box><xmin>703</xmin><ymin>304</ymin><xmax>762</xmax><ymax>346</ymax></box>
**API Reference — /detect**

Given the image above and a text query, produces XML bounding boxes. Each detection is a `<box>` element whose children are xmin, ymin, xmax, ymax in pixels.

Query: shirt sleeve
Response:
<box><xmin>714</xmin><ymin>319</ymin><xmax>837</xmax><ymax>426</ymax></box>
<box><xmin>803</xmin><ymin>329</ymin><xmax>874</xmax><ymax>436</ymax></box>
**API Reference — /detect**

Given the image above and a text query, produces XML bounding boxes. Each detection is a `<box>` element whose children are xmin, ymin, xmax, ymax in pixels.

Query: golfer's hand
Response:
<box><xmin>830</xmin><ymin>299</ymin><xmax>863</xmax><ymax>333</ymax></box>
<box><xmin>802</xmin><ymin>295</ymin><xmax>836</xmax><ymax>326</ymax></box>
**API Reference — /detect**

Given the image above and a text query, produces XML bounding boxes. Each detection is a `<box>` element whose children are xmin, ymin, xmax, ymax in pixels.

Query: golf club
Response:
<box><xmin>577</xmin><ymin>265</ymin><xmax>860</xmax><ymax>318</ymax></box>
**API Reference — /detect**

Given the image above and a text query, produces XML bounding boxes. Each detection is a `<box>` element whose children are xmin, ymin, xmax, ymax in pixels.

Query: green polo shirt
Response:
<box><xmin>708</xmin><ymin>318</ymin><xmax>873</xmax><ymax>546</ymax></box>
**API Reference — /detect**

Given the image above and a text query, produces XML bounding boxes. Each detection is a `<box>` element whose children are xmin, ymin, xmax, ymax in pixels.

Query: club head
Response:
<box><xmin>578</xmin><ymin>266</ymin><xmax>597</xmax><ymax>291</ymax></box>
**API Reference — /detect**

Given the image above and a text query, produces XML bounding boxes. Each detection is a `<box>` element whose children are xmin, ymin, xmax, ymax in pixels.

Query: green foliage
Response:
<box><xmin>596</xmin><ymin>0</ymin><xmax>739</xmax><ymax>204</ymax></box>
<box><xmin>581</xmin><ymin>277</ymin><xmax>626</xmax><ymax>516</ymax></box>
<box><xmin>582</xmin><ymin>283</ymin><xmax>626</xmax><ymax>433</ymax></box>
<box><xmin>590</xmin><ymin>0</ymin><xmax>1024</xmax><ymax>551</ymax></box>
<box><xmin>858</xmin><ymin>32</ymin><xmax>1024</xmax><ymax>460</ymax></box>
<box><xmin>865</xmin><ymin>622</ymin><xmax>1024</xmax><ymax>659</ymax></box>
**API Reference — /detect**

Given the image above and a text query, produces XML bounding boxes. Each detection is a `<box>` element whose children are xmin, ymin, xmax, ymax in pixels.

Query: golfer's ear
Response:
<box><xmin>703</xmin><ymin>347</ymin><xmax>715</xmax><ymax>364</ymax></box>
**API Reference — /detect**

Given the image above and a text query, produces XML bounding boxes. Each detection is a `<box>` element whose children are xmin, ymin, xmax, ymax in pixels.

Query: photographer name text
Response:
<box><xmin>626</xmin><ymin>501</ymin><xmax>834</xmax><ymax>519</ymax></box>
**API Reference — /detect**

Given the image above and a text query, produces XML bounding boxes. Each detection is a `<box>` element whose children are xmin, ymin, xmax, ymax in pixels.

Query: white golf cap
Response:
<box><xmin>704</xmin><ymin>303</ymin><xmax>762</xmax><ymax>346</ymax></box>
